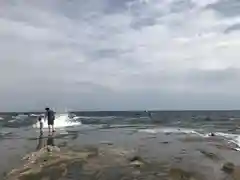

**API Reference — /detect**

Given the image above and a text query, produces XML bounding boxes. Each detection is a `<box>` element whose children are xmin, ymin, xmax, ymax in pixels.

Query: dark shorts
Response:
<box><xmin>48</xmin><ymin>119</ymin><xmax>54</xmax><ymax>125</ymax></box>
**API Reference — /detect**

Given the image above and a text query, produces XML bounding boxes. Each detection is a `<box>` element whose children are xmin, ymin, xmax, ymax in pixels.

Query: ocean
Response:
<box><xmin>2</xmin><ymin>110</ymin><xmax>240</xmax><ymax>180</ymax></box>
<box><xmin>2</xmin><ymin>110</ymin><xmax>240</xmax><ymax>130</ymax></box>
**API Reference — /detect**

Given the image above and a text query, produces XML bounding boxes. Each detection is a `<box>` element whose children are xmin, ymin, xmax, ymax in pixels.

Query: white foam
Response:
<box><xmin>140</xmin><ymin>127</ymin><xmax>240</xmax><ymax>151</ymax></box>
<box><xmin>33</xmin><ymin>113</ymin><xmax>82</xmax><ymax>129</ymax></box>
<box><xmin>15</xmin><ymin>114</ymin><xmax>28</xmax><ymax>119</ymax></box>
<box><xmin>9</xmin><ymin>119</ymin><xmax>17</xmax><ymax>123</ymax></box>
<box><xmin>73</xmin><ymin>116</ymin><xmax>80</xmax><ymax>120</ymax></box>
<box><xmin>139</xmin><ymin>127</ymin><xmax>204</xmax><ymax>136</ymax></box>
<box><xmin>30</xmin><ymin>114</ymin><xmax>39</xmax><ymax>117</ymax></box>
<box><xmin>214</xmin><ymin>132</ymin><xmax>240</xmax><ymax>151</ymax></box>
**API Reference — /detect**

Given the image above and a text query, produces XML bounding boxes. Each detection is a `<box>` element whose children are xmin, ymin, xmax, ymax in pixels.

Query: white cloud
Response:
<box><xmin>0</xmin><ymin>0</ymin><xmax>240</xmax><ymax>111</ymax></box>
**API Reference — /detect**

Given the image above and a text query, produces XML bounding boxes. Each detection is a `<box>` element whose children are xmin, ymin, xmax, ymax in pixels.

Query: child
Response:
<box><xmin>38</xmin><ymin>115</ymin><xmax>44</xmax><ymax>133</ymax></box>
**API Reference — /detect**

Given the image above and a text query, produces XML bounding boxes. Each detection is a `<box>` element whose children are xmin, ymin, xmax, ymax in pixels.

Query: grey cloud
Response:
<box><xmin>130</xmin><ymin>17</ymin><xmax>157</xmax><ymax>30</ymax></box>
<box><xmin>3</xmin><ymin>89</ymin><xmax>240</xmax><ymax>111</ymax></box>
<box><xmin>90</xmin><ymin>49</ymin><xmax>121</xmax><ymax>59</ymax></box>
<box><xmin>170</xmin><ymin>0</ymin><xmax>194</xmax><ymax>13</ymax></box>
<box><xmin>26</xmin><ymin>0</ymin><xmax>134</xmax><ymax>19</ymax></box>
<box><xmin>128</xmin><ymin>2</ymin><xmax>164</xmax><ymax>28</ymax></box>
<box><xmin>129</xmin><ymin>0</ymin><xmax>195</xmax><ymax>30</ymax></box>
<box><xmin>187</xmin><ymin>68</ymin><xmax>240</xmax><ymax>83</ymax></box>
<box><xmin>180</xmin><ymin>68</ymin><xmax>240</xmax><ymax>95</ymax></box>
<box><xmin>1</xmin><ymin>0</ymin><xmax>240</xmax><ymax>111</ymax></box>
<box><xmin>103</xmin><ymin>0</ymin><xmax>134</xmax><ymax>14</ymax></box>
<box><xmin>224</xmin><ymin>23</ymin><xmax>240</xmax><ymax>33</ymax></box>
<box><xmin>206</xmin><ymin>0</ymin><xmax>240</xmax><ymax>17</ymax></box>
<box><xmin>89</xmin><ymin>48</ymin><xmax>136</xmax><ymax>60</ymax></box>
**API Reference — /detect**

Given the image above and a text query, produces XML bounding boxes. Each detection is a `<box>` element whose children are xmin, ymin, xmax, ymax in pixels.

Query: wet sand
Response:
<box><xmin>2</xmin><ymin>125</ymin><xmax>240</xmax><ymax>180</ymax></box>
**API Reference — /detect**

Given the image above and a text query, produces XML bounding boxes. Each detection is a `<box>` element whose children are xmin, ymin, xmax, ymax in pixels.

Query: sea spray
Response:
<box><xmin>33</xmin><ymin>113</ymin><xmax>82</xmax><ymax>129</ymax></box>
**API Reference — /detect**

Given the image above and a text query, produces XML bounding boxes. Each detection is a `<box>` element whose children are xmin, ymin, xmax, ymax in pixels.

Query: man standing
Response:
<box><xmin>45</xmin><ymin>107</ymin><xmax>55</xmax><ymax>132</ymax></box>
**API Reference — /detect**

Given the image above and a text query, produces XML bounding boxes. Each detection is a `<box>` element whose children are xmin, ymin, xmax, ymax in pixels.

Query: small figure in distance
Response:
<box><xmin>45</xmin><ymin>107</ymin><xmax>56</xmax><ymax>133</ymax></box>
<box><xmin>209</xmin><ymin>132</ymin><xmax>215</xmax><ymax>137</ymax></box>
<box><xmin>145</xmin><ymin>110</ymin><xmax>152</xmax><ymax>120</ymax></box>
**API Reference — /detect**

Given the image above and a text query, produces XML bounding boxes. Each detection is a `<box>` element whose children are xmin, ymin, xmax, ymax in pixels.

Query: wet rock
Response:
<box><xmin>161</xmin><ymin>141</ymin><xmax>169</xmax><ymax>144</ymax></box>
<box><xmin>6</xmin><ymin>146</ymin><xmax>94</xmax><ymax>180</ymax></box>
<box><xmin>181</xmin><ymin>149</ymin><xmax>187</xmax><ymax>154</ymax></box>
<box><xmin>169</xmin><ymin>168</ymin><xmax>195</xmax><ymax>180</ymax></box>
<box><xmin>222</xmin><ymin>162</ymin><xmax>235</xmax><ymax>174</ymax></box>
<box><xmin>233</xmin><ymin>166</ymin><xmax>240</xmax><ymax>180</ymax></box>
<box><xmin>146</xmin><ymin>136</ymin><xmax>157</xmax><ymax>139</ymax></box>
<box><xmin>181</xmin><ymin>137</ymin><xmax>204</xmax><ymax>143</ymax></box>
<box><xmin>129</xmin><ymin>156</ymin><xmax>143</xmax><ymax>162</ymax></box>
<box><xmin>130</xmin><ymin>160</ymin><xmax>144</xmax><ymax>167</ymax></box>
<box><xmin>199</xmin><ymin>150</ymin><xmax>220</xmax><ymax>161</ymax></box>
<box><xmin>41</xmin><ymin>178</ymin><xmax>50</xmax><ymax>180</ymax></box>
<box><xmin>129</xmin><ymin>156</ymin><xmax>144</xmax><ymax>168</ymax></box>
<box><xmin>173</xmin><ymin>156</ymin><xmax>183</xmax><ymax>163</ymax></box>
<box><xmin>71</xmin><ymin>146</ymin><xmax>99</xmax><ymax>158</ymax></box>
<box><xmin>58</xmin><ymin>141</ymin><xmax>68</xmax><ymax>147</ymax></box>
<box><xmin>214</xmin><ymin>143</ymin><xmax>239</xmax><ymax>151</ymax></box>
<box><xmin>100</xmin><ymin>141</ymin><xmax>113</xmax><ymax>145</ymax></box>
<box><xmin>47</xmin><ymin>146</ymin><xmax>60</xmax><ymax>153</ymax></box>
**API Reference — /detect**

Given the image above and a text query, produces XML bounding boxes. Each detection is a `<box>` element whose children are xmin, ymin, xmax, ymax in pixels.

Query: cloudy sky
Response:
<box><xmin>0</xmin><ymin>0</ymin><xmax>240</xmax><ymax>111</ymax></box>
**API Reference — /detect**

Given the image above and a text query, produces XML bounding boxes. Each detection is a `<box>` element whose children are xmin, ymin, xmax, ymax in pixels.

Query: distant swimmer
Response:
<box><xmin>45</xmin><ymin>107</ymin><xmax>56</xmax><ymax>133</ymax></box>
<box><xmin>145</xmin><ymin>110</ymin><xmax>152</xmax><ymax>120</ymax></box>
<box><xmin>209</xmin><ymin>132</ymin><xmax>215</xmax><ymax>137</ymax></box>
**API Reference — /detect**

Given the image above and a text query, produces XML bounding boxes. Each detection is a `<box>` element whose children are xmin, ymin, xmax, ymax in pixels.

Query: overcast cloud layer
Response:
<box><xmin>0</xmin><ymin>0</ymin><xmax>240</xmax><ymax>111</ymax></box>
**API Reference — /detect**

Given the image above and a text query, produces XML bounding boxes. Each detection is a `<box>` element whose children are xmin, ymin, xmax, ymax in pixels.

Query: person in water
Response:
<box><xmin>145</xmin><ymin>110</ymin><xmax>152</xmax><ymax>120</ymax></box>
<box><xmin>45</xmin><ymin>107</ymin><xmax>55</xmax><ymax>132</ymax></box>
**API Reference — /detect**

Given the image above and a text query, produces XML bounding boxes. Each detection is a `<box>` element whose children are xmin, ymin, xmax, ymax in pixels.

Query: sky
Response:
<box><xmin>0</xmin><ymin>0</ymin><xmax>240</xmax><ymax>111</ymax></box>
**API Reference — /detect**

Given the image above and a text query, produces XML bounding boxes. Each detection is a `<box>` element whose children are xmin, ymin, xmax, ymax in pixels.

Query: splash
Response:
<box><xmin>33</xmin><ymin>113</ymin><xmax>82</xmax><ymax>129</ymax></box>
<box><xmin>214</xmin><ymin>132</ymin><xmax>240</xmax><ymax>151</ymax></box>
<box><xmin>138</xmin><ymin>127</ymin><xmax>204</xmax><ymax>136</ymax></box>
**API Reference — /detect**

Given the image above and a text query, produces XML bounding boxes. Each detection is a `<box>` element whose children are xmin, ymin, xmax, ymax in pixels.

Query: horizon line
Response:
<box><xmin>1</xmin><ymin>109</ymin><xmax>240</xmax><ymax>113</ymax></box>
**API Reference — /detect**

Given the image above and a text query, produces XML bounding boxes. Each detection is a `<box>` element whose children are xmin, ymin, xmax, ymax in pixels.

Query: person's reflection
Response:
<box><xmin>36</xmin><ymin>132</ymin><xmax>55</xmax><ymax>151</ymax></box>
<box><xmin>36</xmin><ymin>131</ymin><xmax>45</xmax><ymax>150</ymax></box>
<box><xmin>47</xmin><ymin>132</ymin><xmax>55</xmax><ymax>146</ymax></box>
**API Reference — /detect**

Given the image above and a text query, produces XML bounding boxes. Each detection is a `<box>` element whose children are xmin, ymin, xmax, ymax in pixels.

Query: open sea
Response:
<box><xmin>1</xmin><ymin>110</ymin><xmax>240</xmax><ymax>132</ymax></box>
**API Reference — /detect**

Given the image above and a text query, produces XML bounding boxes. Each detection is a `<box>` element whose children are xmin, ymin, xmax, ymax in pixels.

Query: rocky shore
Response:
<box><xmin>3</xmin><ymin>127</ymin><xmax>240</xmax><ymax>180</ymax></box>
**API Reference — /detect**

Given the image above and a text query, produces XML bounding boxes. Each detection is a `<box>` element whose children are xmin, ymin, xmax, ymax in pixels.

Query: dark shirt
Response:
<box><xmin>46</xmin><ymin>110</ymin><xmax>55</xmax><ymax>121</ymax></box>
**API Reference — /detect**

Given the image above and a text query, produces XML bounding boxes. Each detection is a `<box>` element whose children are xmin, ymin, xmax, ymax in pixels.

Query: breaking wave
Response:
<box><xmin>33</xmin><ymin>113</ymin><xmax>82</xmax><ymax>129</ymax></box>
